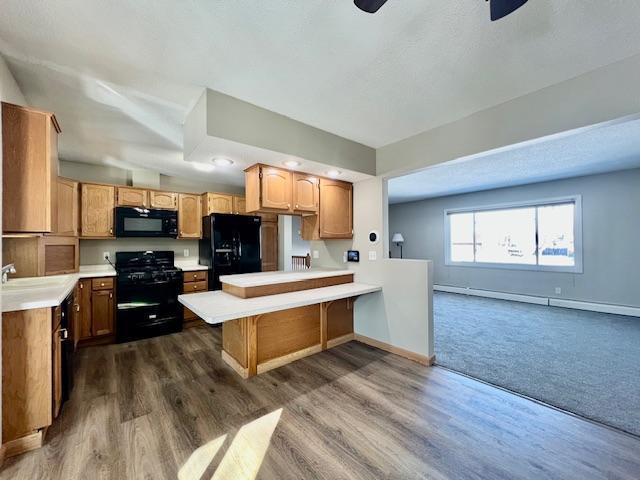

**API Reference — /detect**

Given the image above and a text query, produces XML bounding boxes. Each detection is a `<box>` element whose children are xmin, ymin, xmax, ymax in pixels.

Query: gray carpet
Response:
<box><xmin>434</xmin><ymin>292</ymin><xmax>640</xmax><ymax>436</ymax></box>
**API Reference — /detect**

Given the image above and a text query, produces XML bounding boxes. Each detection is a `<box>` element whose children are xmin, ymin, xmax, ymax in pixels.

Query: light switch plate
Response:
<box><xmin>183</xmin><ymin>249</ymin><xmax>190</xmax><ymax>257</ymax></box>
<box><xmin>343</xmin><ymin>252</ymin><xmax>347</xmax><ymax>263</ymax></box>
<box><xmin>368</xmin><ymin>251</ymin><xmax>377</xmax><ymax>261</ymax></box>
<box><xmin>555</xmin><ymin>287</ymin><xmax>562</xmax><ymax>295</ymax></box>
<box><xmin>313</xmin><ymin>250</ymin><xmax>320</xmax><ymax>259</ymax></box>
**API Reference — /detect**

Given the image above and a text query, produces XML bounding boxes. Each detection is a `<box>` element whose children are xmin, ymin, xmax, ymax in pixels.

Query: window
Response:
<box><xmin>445</xmin><ymin>197</ymin><xmax>582</xmax><ymax>272</ymax></box>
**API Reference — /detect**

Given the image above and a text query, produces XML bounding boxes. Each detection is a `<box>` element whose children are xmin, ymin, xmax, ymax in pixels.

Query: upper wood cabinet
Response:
<box><xmin>293</xmin><ymin>173</ymin><xmax>318</xmax><ymax>213</ymax></box>
<box><xmin>233</xmin><ymin>196</ymin><xmax>246</xmax><ymax>215</ymax></box>
<box><xmin>319</xmin><ymin>179</ymin><xmax>353</xmax><ymax>239</ymax></box>
<box><xmin>81</xmin><ymin>183</ymin><xmax>115</xmax><ymax>237</ymax></box>
<box><xmin>202</xmin><ymin>192</ymin><xmax>234</xmax><ymax>215</ymax></box>
<box><xmin>2</xmin><ymin>102</ymin><xmax>61</xmax><ymax>233</ymax></box>
<box><xmin>245</xmin><ymin>164</ymin><xmax>293</xmax><ymax>213</ymax></box>
<box><xmin>149</xmin><ymin>191</ymin><xmax>177</xmax><ymax>210</ymax></box>
<box><xmin>55</xmin><ymin>177</ymin><xmax>79</xmax><ymax>236</ymax></box>
<box><xmin>178</xmin><ymin>193</ymin><xmax>202</xmax><ymax>239</ymax></box>
<box><xmin>117</xmin><ymin>187</ymin><xmax>148</xmax><ymax>207</ymax></box>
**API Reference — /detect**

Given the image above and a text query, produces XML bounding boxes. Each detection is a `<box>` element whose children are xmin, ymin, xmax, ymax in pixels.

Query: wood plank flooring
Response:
<box><xmin>3</xmin><ymin>325</ymin><xmax>640</xmax><ymax>479</ymax></box>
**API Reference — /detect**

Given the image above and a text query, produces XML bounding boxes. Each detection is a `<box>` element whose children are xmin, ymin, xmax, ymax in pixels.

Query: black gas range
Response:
<box><xmin>115</xmin><ymin>251</ymin><xmax>183</xmax><ymax>343</ymax></box>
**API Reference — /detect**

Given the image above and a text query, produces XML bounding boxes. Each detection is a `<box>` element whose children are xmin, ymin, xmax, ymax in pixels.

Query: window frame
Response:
<box><xmin>444</xmin><ymin>195</ymin><xmax>583</xmax><ymax>273</ymax></box>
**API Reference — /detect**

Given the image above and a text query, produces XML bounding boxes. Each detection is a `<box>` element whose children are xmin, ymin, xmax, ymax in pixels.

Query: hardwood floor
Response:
<box><xmin>3</xmin><ymin>325</ymin><xmax>640</xmax><ymax>479</ymax></box>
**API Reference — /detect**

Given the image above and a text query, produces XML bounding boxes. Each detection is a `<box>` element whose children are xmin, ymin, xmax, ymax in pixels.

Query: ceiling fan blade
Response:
<box><xmin>490</xmin><ymin>0</ymin><xmax>528</xmax><ymax>20</ymax></box>
<box><xmin>354</xmin><ymin>0</ymin><xmax>389</xmax><ymax>14</ymax></box>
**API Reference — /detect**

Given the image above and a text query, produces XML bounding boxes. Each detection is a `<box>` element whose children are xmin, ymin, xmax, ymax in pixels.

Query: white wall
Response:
<box><xmin>312</xmin><ymin>177</ymin><xmax>434</xmax><ymax>359</ymax></box>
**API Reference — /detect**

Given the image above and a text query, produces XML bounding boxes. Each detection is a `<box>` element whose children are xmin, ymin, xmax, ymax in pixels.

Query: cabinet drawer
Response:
<box><xmin>92</xmin><ymin>277</ymin><xmax>114</xmax><ymax>291</ymax></box>
<box><xmin>183</xmin><ymin>280</ymin><xmax>207</xmax><ymax>293</ymax></box>
<box><xmin>184</xmin><ymin>271</ymin><xmax>207</xmax><ymax>282</ymax></box>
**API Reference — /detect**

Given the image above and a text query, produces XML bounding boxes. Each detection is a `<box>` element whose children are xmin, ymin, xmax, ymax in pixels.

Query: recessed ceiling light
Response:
<box><xmin>283</xmin><ymin>160</ymin><xmax>301</xmax><ymax>168</ymax></box>
<box><xmin>326</xmin><ymin>169</ymin><xmax>342</xmax><ymax>177</ymax></box>
<box><xmin>212</xmin><ymin>157</ymin><xmax>233</xmax><ymax>167</ymax></box>
<box><xmin>192</xmin><ymin>162</ymin><xmax>215</xmax><ymax>173</ymax></box>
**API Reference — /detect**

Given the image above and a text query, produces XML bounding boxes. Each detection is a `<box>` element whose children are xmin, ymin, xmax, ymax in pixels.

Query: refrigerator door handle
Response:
<box><xmin>238</xmin><ymin>233</ymin><xmax>242</xmax><ymax>258</ymax></box>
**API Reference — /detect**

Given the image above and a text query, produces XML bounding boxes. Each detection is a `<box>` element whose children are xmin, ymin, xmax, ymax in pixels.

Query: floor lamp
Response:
<box><xmin>392</xmin><ymin>233</ymin><xmax>404</xmax><ymax>259</ymax></box>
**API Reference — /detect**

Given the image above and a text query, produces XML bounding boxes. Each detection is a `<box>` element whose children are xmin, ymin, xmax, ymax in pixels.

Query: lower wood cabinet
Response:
<box><xmin>183</xmin><ymin>270</ymin><xmax>208</xmax><ymax>327</ymax></box>
<box><xmin>78</xmin><ymin>277</ymin><xmax>115</xmax><ymax>344</ymax></box>
<box><xmin>52</xmin><ymin>306</ymin><xmax>63</xmax><ymax>419</ymax></box>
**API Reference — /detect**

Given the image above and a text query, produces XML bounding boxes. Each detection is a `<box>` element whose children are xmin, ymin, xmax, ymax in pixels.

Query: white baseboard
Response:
<box><xmin>435</xmin><ymin>284</ymin><xmax>640</xmax><ymax>317</ymax></box>
<box><xmin>549</xmin><ymin>299</ymin><xmax>640</xmax><ymax>317</ymax></box>
<box><xmin>434</xmin><ymin>285</ymin><xmax>549</xmax><ymax>305</ymax></box>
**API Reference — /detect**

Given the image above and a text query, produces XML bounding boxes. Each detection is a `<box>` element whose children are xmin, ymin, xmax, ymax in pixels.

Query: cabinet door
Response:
<box><xmin>56</xmin><ymin>178</ymin><xmax>79</xmax><ymax>236</ymax></box>
<box><xmin>81</xmin><ymin>184</ymin><xmax>115</xmax><ymax>237</ymax></box>
<box><xmin>79</xmin><ymin>279</ymin><xmax>93</xmax><ymax>340</ymax></box>
<box><xmin>293</xmin><ymin>173</ymin><xmax>318</xmax><ymax>213</ymax></box>
<box><xmin>261</xmin><ymin>221</ymin><xmax>279</xmax><ymax>272</ymax></box>
<box><xmin>117</xmin><ymin>187</ymin><xmax>148</xmax><ymax>207</ymax></box>
<box><xmin>178</xmin><ymin>193</ymin><xmax>202</xmax><ymax>239</ymax></box>
<box><xmin>261</xmin><ymin>167</ymin><xmax>292</xmax><ymax>211</ymax></box>
<box><xmin>319</xmin><ymin>179</ymin><xmax>353</xmax><ymax>239</ymax></box>
<box><xmin>149</xmin><ymin>191</ymin><xmax>177</xmax><ymax>210</ymax></box>
<box><xmin>72</xmin><ymin>283</ymin><xmax>81</xmax><ymax>349</ymax></box>
<box><xmin>207</xmin><ymin>193</ymin><xmax>233</xmax><ymax>214</ymax></box>
<box><xmin>233</xmin><ymin>196</ymin><xmax>246</xmax><ymax>215</ymax></box>
<box><xmin>2</xmin><ymin>103</ymin><xmax>59</xmax><ymax>233</ymax></box>
<box><xmin>52</xmin><ymin>322</ymin><xmax>62</xmax><ymax>418</ymax></box>
<box><xmin>91</xmin><ymin>289</ymin><xmax>114</xmax><ymax>337</ymax></box>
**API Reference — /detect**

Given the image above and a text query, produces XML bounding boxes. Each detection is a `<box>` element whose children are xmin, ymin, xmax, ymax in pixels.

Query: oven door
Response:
<box><xmin>115</xmin><ymin>207</ymin><xmax>178</xmax><ymax>238</ymax></box>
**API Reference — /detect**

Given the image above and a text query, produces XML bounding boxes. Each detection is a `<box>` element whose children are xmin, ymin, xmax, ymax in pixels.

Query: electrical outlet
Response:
<box><xmin>313</xmin><ymin>250</ymin><xmax>319</xmax><ymax>259</ymax></box>
<box><xmin>103</xmin><ymin>251</ymin><xmax>110</xmax><ymax>262</ymax></box>
<box><xmin>368</xmin><ymin>250</ymin><xmax>377</xmax><ymax>261</ymax></box>
<box><xmin>183</xmin><ymin>249</ymin><xmax>190</xmax><ymax>258</ymax></box>
<box><xmin>555</xmin><ymin>287</ymin><xmax>562</xmax><ymax>295</ymax></box>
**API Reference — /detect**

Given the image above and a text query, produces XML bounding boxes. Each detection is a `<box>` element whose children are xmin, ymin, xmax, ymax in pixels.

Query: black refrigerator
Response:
<box><xmin>199</xmin><ymin>214</ymin><xmax>262</xmax><ymax>290</ymax></box>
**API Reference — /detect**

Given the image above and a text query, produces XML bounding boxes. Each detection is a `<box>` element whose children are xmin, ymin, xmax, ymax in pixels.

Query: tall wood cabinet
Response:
<box><xmin>81</xmin><ymin>183</ymin><xmax>115</xmax><ymax>237</ymax></box>
<box><xmin>178</xmin><ymin>193</ymin><xmax>201</xmax><ymax>239</ymax></box>
<box><xmin>261</xmin><ymin>219</ymin><xmax>279</xmax><ymax>272</ymax></box>
<box><xmin>2</xmin><ymin>102</ymin><xmax>61</xmax><ymax>233</ymax></box>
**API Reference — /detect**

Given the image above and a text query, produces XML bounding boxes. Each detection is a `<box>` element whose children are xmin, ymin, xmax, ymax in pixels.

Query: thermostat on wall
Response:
<box><xmin>347</xmin><ymin>250</ymin><xmax>360</xmax><ymax>262</ymax></box>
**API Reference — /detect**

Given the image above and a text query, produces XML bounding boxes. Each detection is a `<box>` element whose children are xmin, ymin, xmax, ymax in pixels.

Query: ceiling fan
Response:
<box><xmin>354</xmin><ymin>0</ymin><xmax>528</xmax><ymax>21</ymax></box>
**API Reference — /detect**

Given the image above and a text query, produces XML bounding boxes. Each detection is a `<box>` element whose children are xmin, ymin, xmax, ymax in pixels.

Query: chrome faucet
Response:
<box><xmin>1</xmin><ymin>264</ymin><xmax>16</xmax><ymax>283</ymax></box>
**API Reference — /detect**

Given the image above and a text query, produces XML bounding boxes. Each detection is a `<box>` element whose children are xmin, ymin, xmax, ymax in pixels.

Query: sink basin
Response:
<box><xmin>2</xmin><ymin>275</ymin><xmax>71</xmax><ymax>291</ymax></box>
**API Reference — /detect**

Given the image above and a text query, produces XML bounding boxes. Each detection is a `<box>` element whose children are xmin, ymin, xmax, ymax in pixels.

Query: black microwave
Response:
<box><xmin>114</xmin><ymin>207</ymin><xmax>178</xmax><ymax>238</ymax></box>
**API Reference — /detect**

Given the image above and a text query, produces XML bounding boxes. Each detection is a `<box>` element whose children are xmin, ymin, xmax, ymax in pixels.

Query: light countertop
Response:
<box><xmin>2</xmin><ymin>264</ymin><xmax>116</xmax><ymax>313</ymax></box>
<box><xmin>175</xmin><ymin>260</ymin><xmax>209</xmax><ymax>272</ymax></box>
<box><xmin>178</xmin><ymin>282</ymin><xmax>381</xmax><ymax>324</ymax></box>
<box><xmin>219</xmin><ymin>268</ymin><xmax>353</xmax><ymax>288</ymax></box>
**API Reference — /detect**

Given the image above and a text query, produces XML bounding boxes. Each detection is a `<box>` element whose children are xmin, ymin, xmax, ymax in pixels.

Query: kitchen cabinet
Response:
<box><xmin>2</xmin><ymin>102</ymin><xmax>61</xmax><ymax>233</ymax></box>
<box><xmin>178</xmin><ymin>193</ymin><xmax>202</xmax><ymax>239</ymax></box>
<box><xmin>81</xmin><ymin>183</ymin><xmax>115</xmax><ymax>237</ymax></box>
<box><xmin>117</xmin><ymin>187</ymin><xmax>148</xmax><ymax>207</ymax></box>
<box><xmin>183</xmin><ymin>270</ymin><xmax>208</xmax><ymax>328</ymax></box>
<box><xmin>293</xmin><ymin>173</ymin><xmax>318</xmax><ymax>213</ymax></box>
<box><xmin>91</xmin><ymin>289</ymin><xmax>114</xmax><ymax>337</ymax></box>
<box><xmin>2</xmin><ymin>308</ymin><xmax>53</xmax><ymax>445</ymax></box>
<box><xmin>149</xmin><ymin>190</ymin><xmax>177</xmax><ymax>210</ymax></box>
<box><xmin>202</xmin><ymin>192</ymin><xmax>234</xmax><ymax>215</ymax></box>
<box><xmin>245</xmin><ymin>164</ymin><xmax>292</xmax><ymax>212</ymax></box>
<box><xmin>78</xmin><ymin>277</ymin><xmax>115</xmax><ymax>344</ymax></box>
<box><xmin>2</xmin><ymin>235</ymin><xmax>79</xmax><ymax>278</ymax></box>
<box><xmin>52</xmin><ymin>306</ymin><xmax>63</xmax><ymax>419</ymax></box>
<box><xmin>233</xmin><ymin>195</ymin><xmax>247</xmax><ymax>215</ymax></box>
<box><xmin>55</xmin><ymin>178</ymin><xmax>79</xmax><ymax>236</ymax></box>
<box><xmin>318</xmin><ymin>178</ymin><xmax>352</xmax><ymax>239</ymax></box>
<box><xmin>72</xmin><ymin>283</ymin><xmax>82</xmax><ymax>349</ymax></box>
<box><xmin>261</xmin><ymin>220</ymin><xmax>279</xmax><ymax>272</ymax></box>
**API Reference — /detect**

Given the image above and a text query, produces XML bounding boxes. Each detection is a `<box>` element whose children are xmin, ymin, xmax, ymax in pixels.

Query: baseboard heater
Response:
<box><xmin>434</xmin><ymin>285</ymin><xmax>640</xmax><ymax>317</ymax></box>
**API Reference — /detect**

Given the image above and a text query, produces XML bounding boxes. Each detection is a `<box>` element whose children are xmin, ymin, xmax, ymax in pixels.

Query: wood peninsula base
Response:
<box><xmin>221</xmin><ymin>298</ymin><xmax>355</xmax><ymax>378</ymax></box>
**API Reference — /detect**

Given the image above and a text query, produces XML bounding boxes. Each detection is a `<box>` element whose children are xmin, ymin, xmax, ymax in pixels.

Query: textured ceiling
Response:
<box><xmin>387</xmin><ymin>115</ymin><xmax>640</xmax><ymax>203</ymax></box>
<box><xmin>2</xmin><ymin>0</ymin><xmax>640</xmax><ymax>179</ymax></box>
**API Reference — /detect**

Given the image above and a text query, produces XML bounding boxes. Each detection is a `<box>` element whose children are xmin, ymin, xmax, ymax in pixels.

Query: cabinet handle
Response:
<box><xmin>109</xmin><ymin>292</ymin><xmax>113</xmax><ymax>299</ymax></box>
<box><xmin>75</xmin><ymin>304</ymin><xmax>80</xmax><ymax>312</ymax></box>
<box><xmin>60</xmin><ymin>328</ymin><xmax>69</xmax><ymax>340</ymax></box>
<box><xmin>193</xmin><ymin>274</ymin><xmax>197</xmax><ymax>278</ymax></box>
<box><xmin>101</xmin><ymin>282</ymin><xmax>105</xmax><ymax>286</ymax></box>
<box><xmin>109</xmin><ymin>228</ymin><xmax>113</xmax><ymax>234</ymax></box>
<box><xmin>80</xmin><ymin>283</ymin><xmax>83</xmax><ymax>289</ymax></box>
<box><xmin>295</xmin><ymin>204</ymin><xmax>299</xmax><ymax>209</ymax></box>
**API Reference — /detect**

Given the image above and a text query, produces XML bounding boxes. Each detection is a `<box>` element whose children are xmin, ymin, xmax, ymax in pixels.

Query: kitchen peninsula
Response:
<box><xmin>179</xmin><ymin>269</ymin><xmax>381</xmax><ymax>378</ymax></box>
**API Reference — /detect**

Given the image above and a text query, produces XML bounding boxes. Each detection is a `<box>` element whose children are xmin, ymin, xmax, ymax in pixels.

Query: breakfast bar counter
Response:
<box><xmin>178</xmin><ymin>270</ymin><xmax>381</xmax><ymax>378</ymax></box>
